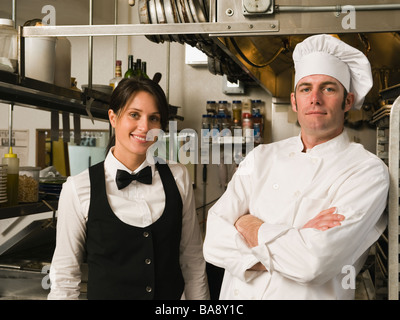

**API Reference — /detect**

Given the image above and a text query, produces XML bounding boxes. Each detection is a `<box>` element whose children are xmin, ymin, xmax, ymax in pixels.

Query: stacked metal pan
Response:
<box><xmin>0</xmin><ymin>165</ymin><xmax>7</xmax><ymax>206</ymax></box>
<box><xmin>138</xmin><ymin>0</ymin><xmax>254</xmax><ymax>84</ymax></box>
<box><xmin>138</xmin><ymin>0</ymin><xmax>210</xmax><ymax>44</ymax></box>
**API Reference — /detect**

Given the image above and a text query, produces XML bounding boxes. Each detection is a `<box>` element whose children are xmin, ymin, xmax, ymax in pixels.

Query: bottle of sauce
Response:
<box><xmin>109</xmin><ymin>60</ymin><xmax>122</xmax><ymax>90</ymax></box>
<box><xmin>2</xmin><ymin>147</ymin><xmax>19</xmax><ymax>206</ymax></box>
<box><xmin>242</xmin><ymin>112</ymin><xmax>253</xmax><ymax>139</ymax></box>
<box><xmin>232</xmin><ymin>100</ymin><xmax>242</xmax><ymax>126</ymax></box>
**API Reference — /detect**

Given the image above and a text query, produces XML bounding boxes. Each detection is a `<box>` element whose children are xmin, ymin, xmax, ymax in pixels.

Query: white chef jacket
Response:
<box><xmin>203</xmin><ymin>130</ymin><xmax>389</xmax><ymax>300</ymax></box>
<box><xmin>48</xmin><ymin>148</ymin><xmax>209</xmax><ymax>300</ymax></box>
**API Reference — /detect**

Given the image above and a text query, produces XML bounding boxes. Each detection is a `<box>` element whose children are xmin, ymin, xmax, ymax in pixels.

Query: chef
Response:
<box><xmin>203</xmin><ymin>34</ymin><xmax>389</xmax><ymax>299</ymax></box>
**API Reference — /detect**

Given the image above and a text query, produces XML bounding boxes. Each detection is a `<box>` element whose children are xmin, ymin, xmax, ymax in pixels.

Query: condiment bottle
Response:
<box><xmin>2</xmin><ymin>147</ymin><xmax>19</xmax><ymax>206</ymax></box>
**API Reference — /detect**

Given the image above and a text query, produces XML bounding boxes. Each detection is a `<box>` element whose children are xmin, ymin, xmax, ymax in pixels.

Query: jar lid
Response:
<box><xmin>0</xmin><ymin>19</ymin><xmax>14</xmax><ymax>27</ymax></box>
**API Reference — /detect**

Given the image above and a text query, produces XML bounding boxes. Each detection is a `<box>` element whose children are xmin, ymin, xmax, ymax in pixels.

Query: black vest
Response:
<box><xmin>86</xmin><ymin>161</ymin><xmax>184</xmax><ymax>300</ymax></box>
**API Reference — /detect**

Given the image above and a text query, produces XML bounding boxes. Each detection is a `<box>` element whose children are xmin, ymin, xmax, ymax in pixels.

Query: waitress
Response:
<box><xmin>48</xmin><ymin>77</ymin><xmax>210</xmax><ymax>300</ymax></box>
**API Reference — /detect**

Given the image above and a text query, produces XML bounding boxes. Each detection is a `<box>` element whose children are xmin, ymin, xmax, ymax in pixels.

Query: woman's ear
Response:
<box><xmin>108</xmin><ymin>109</ymin><xmax>117</xmax><ymax>128</ymax></box>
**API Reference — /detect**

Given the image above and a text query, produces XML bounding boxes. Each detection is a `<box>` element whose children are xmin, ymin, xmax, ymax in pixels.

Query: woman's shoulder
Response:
<box><xmin>62</xmin><ymin>168</ymin><xmax>91</xmax><ymax>198</ymax></box>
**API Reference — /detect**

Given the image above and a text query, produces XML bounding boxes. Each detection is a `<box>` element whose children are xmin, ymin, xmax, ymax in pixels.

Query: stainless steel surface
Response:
<box><xmin>388</xmin><ymin>96</ymin><xmax>400</xmax><ymax>300</ymax></box>
<box><xmin>88</xmin><ymin>0</ymin><xmax>93</xmax><ymax>89</ymax></box>
<box><xmin>276</xmin><ymin>3</ymin><xmax>400</xmax><ymax>13</ymax></box>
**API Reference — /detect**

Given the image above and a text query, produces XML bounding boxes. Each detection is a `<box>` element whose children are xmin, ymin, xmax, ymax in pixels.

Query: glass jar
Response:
<box><xmin>232</xmin><ymin>100</ymin><xmax>242</xmax><ymax>126</ymax></box>
<box><xmin>0</xmin><ymin>19</ymin><xmax>18</xmax><ymax>72</ymax></box>
<box><xmin>206</xmin><ymin>101</ymin><xmax>217</xmax><ymax>115</ymax></box>
<box><xmin>19</xmin><ymin>166</ymin><xmax>40</xmax><ymax>203</ymax></box>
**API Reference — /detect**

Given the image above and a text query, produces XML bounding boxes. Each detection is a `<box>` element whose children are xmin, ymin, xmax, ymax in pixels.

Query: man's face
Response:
<box><xmin>291</xmin><ymin>74</ymin><xmax>354</xmax><ymax>145</ymax></box>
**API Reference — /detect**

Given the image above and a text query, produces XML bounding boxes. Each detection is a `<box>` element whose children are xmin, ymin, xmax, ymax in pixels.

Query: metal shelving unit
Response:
<box><xmin>0</xmin><ymin>70</ymin><xmax>110</xmax><ymax>121</ymax></box>
<box><xmin>372</xmin><ymin>86</ymin><xmax>400</xmax><ymax>300</ymax></box>
<box><xmin>387</xmin><ymin>95</ymin><xmax>400</xmax><ymax>300</ymax></box>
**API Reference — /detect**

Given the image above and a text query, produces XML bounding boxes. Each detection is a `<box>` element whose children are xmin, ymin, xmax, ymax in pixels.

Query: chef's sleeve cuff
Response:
<box><xmin>252</xmin><ymin>223</ymin><xmax>291</xmax><ymax>272</ymax></box>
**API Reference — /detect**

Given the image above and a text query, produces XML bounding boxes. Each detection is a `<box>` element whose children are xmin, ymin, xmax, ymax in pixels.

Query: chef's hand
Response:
<box><xmin>235</xmin><ymin>214</ymin><xmax>263</xmax><ymax>248</ymax></box>
<box><xmin>302</xmin><ymin>207</ymin><xmax>345</xmax><ymax>231</ymax></box>
<box><xmin>234</xmin><ymin>214</ymin><xmax>267</xmax><ymax>271</ymax></box>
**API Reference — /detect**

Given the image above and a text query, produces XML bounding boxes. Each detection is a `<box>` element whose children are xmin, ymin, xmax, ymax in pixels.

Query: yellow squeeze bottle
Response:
<box><xmin>2</xmin><ymin>147</ymin><xmax>19</xmax><ymax>206</ymax></box>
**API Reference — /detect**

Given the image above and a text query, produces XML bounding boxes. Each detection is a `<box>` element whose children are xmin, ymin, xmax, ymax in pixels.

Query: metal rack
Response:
<box><xmin>387</xmin><ymin>95</ymin><xmax>400</xmax><ymax>300</ymax></box>
<box><xmin>373</xmin><ymin>87</ymin><xmax>400</xmax><ymax>300</ymax></box>
<box><xmin>0</xmin><ymin>70</ymin><xmax>110</xmax><ymax>121</ymax></box>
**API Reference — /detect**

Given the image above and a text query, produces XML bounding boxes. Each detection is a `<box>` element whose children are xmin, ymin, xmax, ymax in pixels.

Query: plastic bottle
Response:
<box><xmin>2</xmin><ymin>147</ymin><xmax>19</xmax><ymax>206</ymax></box>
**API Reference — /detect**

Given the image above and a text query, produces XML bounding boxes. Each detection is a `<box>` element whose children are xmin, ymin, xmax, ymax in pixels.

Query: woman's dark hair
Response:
<box><xmin>106</xmin><ymin>77</ymin><xmax>169</xmax><ymax>154</ymax></box>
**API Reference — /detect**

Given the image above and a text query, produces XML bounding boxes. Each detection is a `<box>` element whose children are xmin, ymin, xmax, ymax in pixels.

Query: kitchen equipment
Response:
<box><xmin>25</xmin><ymin>37</ymin><xmax>57</xmax><ymax>83</ymax></box>
<box><xmin>81</xmin><ymin>84</ymin><xmax>113</xmax><ymax>95</ymax></box>
<box><xmin>141</xmin><ymin>0</ymin><xmax>209</xmax><ymax>45</ymax></box>
<box><xmin>54</xmin><ymin>37</ymin><xmax>71</xmax><ymax>88</ymax></box>
<box><xmin>0</xmin><ymin>18</ymin><xmax>17</xmax><ymax>73</ymax></box>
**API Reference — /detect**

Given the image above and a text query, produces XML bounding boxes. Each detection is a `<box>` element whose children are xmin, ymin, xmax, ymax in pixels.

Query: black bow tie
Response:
<box><xmin>115</xmin><ymin>166</ymin><xmax>152</xmax><ymax>190</ymax></box>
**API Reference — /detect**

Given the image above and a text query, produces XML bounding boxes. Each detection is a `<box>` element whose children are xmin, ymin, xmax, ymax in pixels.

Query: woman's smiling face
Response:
<box><xmin>108</xmin><ymin>90</ymin><xmax>161</xmax><ymax>170</ymax></box>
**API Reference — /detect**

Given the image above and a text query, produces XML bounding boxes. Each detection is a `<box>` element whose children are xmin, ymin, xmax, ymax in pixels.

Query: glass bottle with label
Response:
<box><xmin>242</xmin><ymin>112</ymin><xmax>253</xmax><ymax>138</ymax></box>
<box><xmin>232</xmin><ymin>100</ymin><xmax>242</xmax><ymax>126</ymax></box>
<box><xmin>206</xmin><ymin>100</ymin><xmax>217</xmax><ymax>115</ymax></box>
<box><xmin>109</xmin><ymin>60</ymin><xmax>122</xmax><ymax>90</ymax></box>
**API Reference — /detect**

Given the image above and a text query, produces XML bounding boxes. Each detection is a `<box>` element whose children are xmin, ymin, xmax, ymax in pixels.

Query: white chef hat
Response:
<box><xmin>293</xmin><ymin>34</ymin><xmax>373</xmax><ymax>109</ymax></box>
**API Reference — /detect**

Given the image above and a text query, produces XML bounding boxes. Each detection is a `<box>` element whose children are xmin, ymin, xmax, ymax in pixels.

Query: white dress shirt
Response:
<box><xmin>203</xmin><ymin>130</ymin><xmax>389</xmax><ymax>299</ymax></box>
<box><xmin>48</xmin><ymin>149</ymin><xmax>209</xmax><ymax>300</ymax></box>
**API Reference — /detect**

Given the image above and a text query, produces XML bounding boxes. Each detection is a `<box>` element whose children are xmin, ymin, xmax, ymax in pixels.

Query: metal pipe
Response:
<box><xmin>276</xmin><ymin>3</ymin><xmax>400</xmax><ymax>13</ymax></box>
<box><xmin>113</xmin><ymin>0</ymin><xmax>118</xmax><ymax>76</ymax></box>
<box><xmin>166</xmin><ymin>42</ymin><xmax>170</xmax><ymax>102</ymax></box>
<box><xmin>88</xmin><ymin>0</ymin><xmax>93</xmax><ymax>89</ymax></box>
<box><xmin>8</xmin><ymin>104</ymin><xmax>14</xmax><ymax>150</ymax></box>
<box><xmin>11</xmin><ymin>0</ymin><xmax>16</xmax><ymax>27</ymax></box>
<box><xmin>209</xmin><ymin>0</ymin><xmax>217</xmax><ymax>23</ymax></box>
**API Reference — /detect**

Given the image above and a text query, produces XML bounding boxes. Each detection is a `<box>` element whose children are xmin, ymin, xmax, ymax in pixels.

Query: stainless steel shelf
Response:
<box><xmin>0</xmin><ymin>70</ymin><xmax>109</xmax><ymax>121</ymax></box>
<box><xmin>0</xmin><ymin>200</ymin><xmax>58</xmax><ymax>221</ymax></box>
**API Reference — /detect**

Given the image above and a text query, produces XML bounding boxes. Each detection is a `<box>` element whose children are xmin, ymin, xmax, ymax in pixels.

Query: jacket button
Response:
<box><xmin>146</xmin><ymin>286</ymin><xmax>152</xmax><ymax>293</ymax></box>
<box><xmin>145</xmin><ymin>258</ymin><xmax>152</xmax><ymax>265</ymax></box>
<box><xmin>143</xmin><ymin>231</ymin><xmax>149</xmax><ymax>238</ymax></box>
